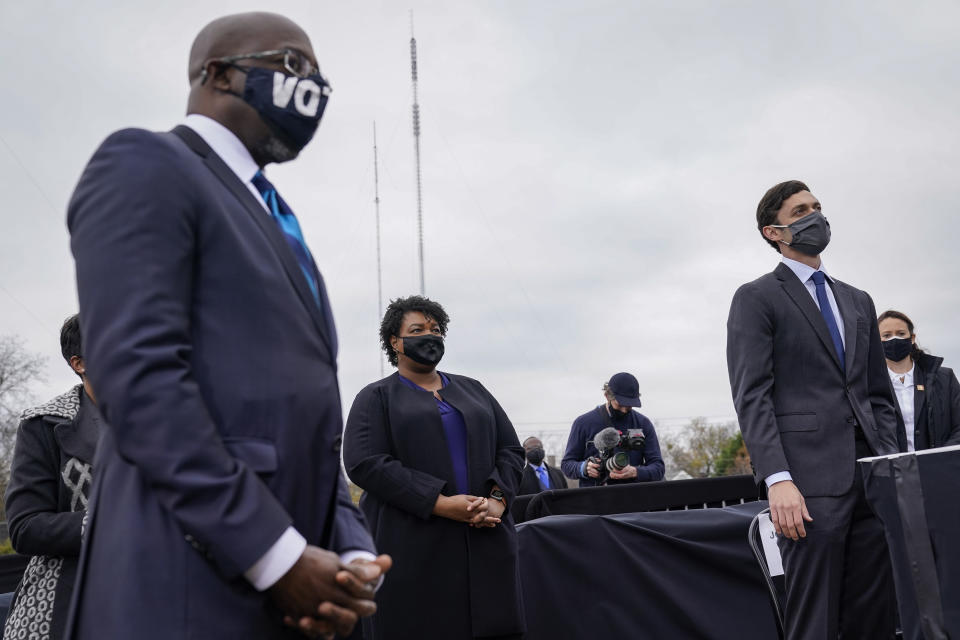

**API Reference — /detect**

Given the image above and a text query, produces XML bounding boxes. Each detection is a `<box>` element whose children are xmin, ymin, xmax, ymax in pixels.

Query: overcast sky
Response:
<box><xmin>2</xmin><ymin>1</ymin><xmax>958</xmax><ymax>451</ymax></box>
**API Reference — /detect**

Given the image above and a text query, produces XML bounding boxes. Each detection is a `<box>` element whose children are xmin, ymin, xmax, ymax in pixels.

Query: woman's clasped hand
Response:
<box><xmin>433</xmin><ymin>494</ymin><xmax>504</xmax><ymax>527</ymax></box>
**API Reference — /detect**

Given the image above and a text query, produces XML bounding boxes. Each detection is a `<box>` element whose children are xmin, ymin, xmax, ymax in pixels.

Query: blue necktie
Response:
<box><xmin>536</xmin><ymin>466</ymin><xmax>551</xmax><ymax>490</ymax></box>
<box><xmin>811</xmin><ymin>271</ymin><xmax>845</xmax><ymax>370</ymax></box>
<box><xmin>251</xmin><ymin>171</ymin><xmax>322</xmax><ymax>308</ymax></box>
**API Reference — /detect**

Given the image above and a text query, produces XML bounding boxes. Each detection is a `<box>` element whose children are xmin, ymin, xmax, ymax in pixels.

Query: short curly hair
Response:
<box><xmin>380</xmin><ymin>295</ymin><xmax>450</xmax><ymax>367</ymax></box>
<box><xmin>756</xmin><ymin>180</ymin><xmax>809</xmax><ymax>253</ymax></box>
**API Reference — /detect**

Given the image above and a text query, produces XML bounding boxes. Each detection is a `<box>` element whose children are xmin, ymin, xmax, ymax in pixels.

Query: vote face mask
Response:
<box><xmin>526</xmin><ymin>447</ymin><xmax>546</xmax><ymax>466</ymax></box>
<box><xmin>882</xmin><ymin>337</ymin><xmax>913</xmax><ymax>362</ymax></box>
<box><xmin>401</xmin><ymin>335</ymin><xmax>445</xmax><ymax>366</ymax></box>
<box><xmin>775</xmin><ymin>211</ymin><xmax>831</xmax><ymax>256</ymax></box>
<box><xmin>228</xmin><ymin>66</ymin><xmax>331</xmax><ymax>155</ymax></box>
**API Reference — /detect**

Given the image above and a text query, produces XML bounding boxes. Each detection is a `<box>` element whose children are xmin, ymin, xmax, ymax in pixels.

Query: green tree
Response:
<box><xmin>663</xmin><ymin>417</ymin><xmax>749</xmax><ymax>478</ymax></box>
<box><xmin>714</xmin><ymin>431</ymin><xmax>753</xmax><ymax>476</ymax></box>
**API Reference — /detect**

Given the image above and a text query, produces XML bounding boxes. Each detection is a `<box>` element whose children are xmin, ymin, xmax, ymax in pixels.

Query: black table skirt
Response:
<box><xmin>517</xmin><ymin>501</ymin><xmax>777</xmax><ymax>640</ymax></box>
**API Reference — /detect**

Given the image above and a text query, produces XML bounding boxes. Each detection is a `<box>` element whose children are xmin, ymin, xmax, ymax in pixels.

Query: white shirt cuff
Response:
<box><xmin>339</xmin><ymin>550</ymin><xmax>384</xmax><ymax>591</ymax></box>
<box><xmin>765</xmin><ymin>471</ymin><xmax>793</xmax><ymax>489</ymax></box>
<box><xmin>244</xmin><ymin>526</ymin><xmax>307</xmax><ymax>591</ymax></box>
<box><xmin>339</xmin><ymin>550</ymin><xmax>377</xmax><ymax>565</ymax></box>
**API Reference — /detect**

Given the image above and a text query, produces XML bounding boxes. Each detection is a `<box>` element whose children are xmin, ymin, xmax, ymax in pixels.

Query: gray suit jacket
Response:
<box><xmin>727</xmin><ymin>262</ymin><xmax>898</xmax><ymax>497</ymax></box>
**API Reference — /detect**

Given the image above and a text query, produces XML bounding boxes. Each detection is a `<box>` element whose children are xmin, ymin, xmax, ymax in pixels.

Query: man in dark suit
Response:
<box><xmin>727</xmin><ymin>180</ymin><xmax>899</xmax><ymax>639</ymax></box>
<box><xmin>518</xmin><ymin>437</ymin><xmax>568</xmax><ymax>495</ymax></box>
<box><xmin>67</xmin><ymin>12</ymin><xmax>389</xmax><ymax>639</ymax></box>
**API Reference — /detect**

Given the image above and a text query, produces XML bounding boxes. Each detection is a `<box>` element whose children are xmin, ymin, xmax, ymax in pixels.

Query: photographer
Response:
<box><xmin>561</xmin><ymin>372</ymin><xmax>665</xmax><ymax>487</ymax></box>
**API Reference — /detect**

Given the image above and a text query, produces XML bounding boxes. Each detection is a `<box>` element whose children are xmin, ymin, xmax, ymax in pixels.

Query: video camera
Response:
<box><xmin>588</xmin><ymin>426</ymin><xmax>646</xmax><ymax>484</ymax></box>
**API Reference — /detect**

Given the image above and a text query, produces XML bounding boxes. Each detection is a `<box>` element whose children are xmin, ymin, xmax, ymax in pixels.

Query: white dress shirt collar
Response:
<box><xmin>781</xmin><ymin>255</ymin><xmax>835</xmax><ymax>284</ymax></box>
<box><xmin>182</xmin><ymin>114</ymin><xmax>260</xmax><ymax>184</ymax></box>
<box><xmin>889</xmin><ymin>363</ymin><xmax>916</xmax><ymax>387</ymax></box>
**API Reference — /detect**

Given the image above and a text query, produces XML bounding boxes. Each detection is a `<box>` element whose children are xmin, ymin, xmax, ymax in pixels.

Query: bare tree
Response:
<box><xmin>0</xmin><ymin>335</ymin><xmax>47</xmax><ymax>519</ymax></box>
<box><xmin>662</xmin><ymin>417</ymin><xmax>746</xmax><ymax>478</ymax></box>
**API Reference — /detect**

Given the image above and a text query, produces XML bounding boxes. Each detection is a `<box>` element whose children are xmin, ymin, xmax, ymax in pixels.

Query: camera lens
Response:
<box><xmin>606</xmin><ymin>451</ymin><xmax>630</xmax><ymax>471</ymax></box>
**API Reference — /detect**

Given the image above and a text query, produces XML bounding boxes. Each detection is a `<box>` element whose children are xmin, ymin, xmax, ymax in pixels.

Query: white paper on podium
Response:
<box><xmin>757</xmin><ymin>513</ymin><xmax>784</xmax><ymax>577</ymax></box>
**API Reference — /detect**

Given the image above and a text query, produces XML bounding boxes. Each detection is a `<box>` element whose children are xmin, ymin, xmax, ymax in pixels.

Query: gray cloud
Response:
<box><xmin>2</xmin><ymin>1</ymin><xmax>959</xmax><ymax>443</ymax></box>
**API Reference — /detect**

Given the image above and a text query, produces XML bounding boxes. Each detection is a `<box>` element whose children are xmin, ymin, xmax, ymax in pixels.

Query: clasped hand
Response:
<box><xmin>270</xmin><ymin>545</ymin><xmax>392</xmax><ymax>638</ymax></box>
<box><xmin>433</xmin><ymin>494</ymin><xmax>504</xmax><ymax>527</ymax></box>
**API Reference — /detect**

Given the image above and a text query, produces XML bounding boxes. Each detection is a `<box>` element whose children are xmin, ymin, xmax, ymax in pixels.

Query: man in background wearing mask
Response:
<box><xmin>67</xmin><ymin>12</ymin><xmax>389</xmax><ymax>639</ymax></box>
<box><xmin>726</xmin><ymin>180</ymin><xmax>898</xmax><ymax>640</ymax></box>
<box><xmin>518</xmin><ymin>437</ymin><xmax>569</xmax><ymax>495</ymax></box>
<box><xmin>561</xmin><ymin>373</ymin><xmax>664</xmax><ymax>487</ymax></box>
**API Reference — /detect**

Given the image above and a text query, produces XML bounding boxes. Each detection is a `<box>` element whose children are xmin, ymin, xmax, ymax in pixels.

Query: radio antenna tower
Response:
<box><xmin>409</xmin><ymin>11</ymin><xmax>425</xmax><ymax>295</ymax></box>
<box><xmin>372</xmin><ymin>122</ymin><xmax>385</xmax><ymax>377</ymax></box>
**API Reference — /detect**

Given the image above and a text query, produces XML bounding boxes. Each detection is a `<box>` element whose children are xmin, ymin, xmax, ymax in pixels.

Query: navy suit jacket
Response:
<box><xmin>66</xmin><ymin>125</ymin><xmax>373</xmax><ymax>639</ymax></box>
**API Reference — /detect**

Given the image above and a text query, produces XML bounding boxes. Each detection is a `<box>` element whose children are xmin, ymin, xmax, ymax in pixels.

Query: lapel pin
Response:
<box><xmin>917</xmin><ymin>385</ymin><xmax>925</xmax><ymax>391</ymax></box>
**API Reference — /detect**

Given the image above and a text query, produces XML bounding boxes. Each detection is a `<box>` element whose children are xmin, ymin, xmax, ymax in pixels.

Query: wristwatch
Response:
<box><xmin>489</xmin><ymin>488</ymin><xmax>506</xmax><ymax>506</ymax></box>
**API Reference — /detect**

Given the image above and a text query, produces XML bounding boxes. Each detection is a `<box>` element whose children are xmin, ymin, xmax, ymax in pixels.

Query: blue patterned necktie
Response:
<box><xmin>811</xmin><ymin>271</ymin><xmax>845</xmax><ymax>370</ymax></box>
<box><xmin>536</xmin><ymin>466</ymin><xmax>551</xmax><ymax>490</ymax></box>
<box><xmin>251</xmin><ymin>171</ymin><xmax>322</xmax><ymax>307</ymax></box>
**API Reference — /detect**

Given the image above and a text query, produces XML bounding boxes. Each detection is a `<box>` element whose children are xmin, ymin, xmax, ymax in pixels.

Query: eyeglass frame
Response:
<box><xmin>211</xmin><ymin>48</ymin><xmax>322</xmax><ymax>79</ymax></box>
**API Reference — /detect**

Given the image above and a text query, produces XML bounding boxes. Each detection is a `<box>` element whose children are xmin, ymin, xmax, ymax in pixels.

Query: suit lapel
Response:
<box><xmin>831</xmin><ymin>281</ymin><xmax>858</xmax><ymax>379</ymax></box>
<box><xmin>775</xmin><ymin>263</ymin><xmax>843</xmax><ymax>372</ymax></box>
<box><xmin>170</xmin><ymin>126</ymin><xmax>336</xmax><ymax>361</ymax></box>
<box><xmin>915</xmin><ymin>364</ymin><xmax>931</xmax><ymax>424</ymax></box>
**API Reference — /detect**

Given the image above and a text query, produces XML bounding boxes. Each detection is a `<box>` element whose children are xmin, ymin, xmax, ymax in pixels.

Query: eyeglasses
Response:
<box><xmin>215</xmin><ymin>48</ymin><xmax>321</xmax><ymax>79</ymax></box>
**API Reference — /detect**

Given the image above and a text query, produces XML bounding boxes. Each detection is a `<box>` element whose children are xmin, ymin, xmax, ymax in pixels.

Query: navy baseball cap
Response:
<box><xmin>607</xmin><ymin>372</ymin><xmax>642</xmax><ymax>408</ymax></box>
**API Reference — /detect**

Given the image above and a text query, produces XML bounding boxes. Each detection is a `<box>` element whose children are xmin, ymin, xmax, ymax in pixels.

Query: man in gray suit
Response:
<box><xmin>727</xmin><ymin>180</ymin><xmax>899</xmax><ymax>639</ymax></box>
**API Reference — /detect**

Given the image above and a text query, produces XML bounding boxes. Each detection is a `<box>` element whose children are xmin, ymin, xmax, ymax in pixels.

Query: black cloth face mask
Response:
<box><xmin>526</xmin><ymin>447</ymin><xmax>546</xmax><ymax>466</ymax></box>
<box><xmin>401</xmin><ymin>334</ymin><xmax>445</xmax><ymax>366</ymax></box>
<box><xmin>775</xmin><ymin>211</ymin><xmax>831</xmax><ymax>256</ymax></box>
<box><xmin>882</xmin><ymin>337</ymin><xmax>913</xmax><ymax>362</ymax></box>
<box><xmin>225</xmin><ymin>66</ymin><xmax>331</xmax><ymax>153</ymax></box>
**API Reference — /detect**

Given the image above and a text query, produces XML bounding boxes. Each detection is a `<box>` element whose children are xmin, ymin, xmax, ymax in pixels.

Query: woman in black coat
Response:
<box><xmin>4</xmin><ymin>315</ymin><xmax>102</xmax><ymax>640</ymax></box>
<box><xmin>878</xmin><ymin>309</ymin><xmax>960</xmax><ymax>451</ymax></box>
<box><xmin>343</xmin><ymin>296</ymin><xmax>525</xmax><ymax>640</ymax></box>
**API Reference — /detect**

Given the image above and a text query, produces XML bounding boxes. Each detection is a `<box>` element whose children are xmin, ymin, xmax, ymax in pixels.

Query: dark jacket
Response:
<box><xmin>893</xmin><ymin>352</ymin><xmax>960</xmax><ymax>451</ymax></box>
<box><xmin>343</xmin><ymin>372</ymin><xmax>525</xmax><ymax>639</ymax></box>
<box><xmin>4</xmin><ymin>386</ymin><xmax>101</xmax><ymax>640</ymax></box>
<box><xmin>727</xmin><ymin>263</ymin><xmax>898</xmax><ymax>497</ymax></box>
<box><xmin>518</xmin><ymin>463</ymin><xmax>569</xmax><ymax>495</ymax></box>
<box><xmin>561</xmin><ymin>406</ymin><xmax>664</xmax><ymax>487</ymax></box>
<box><xmin>66</xmin><ymin>125</ymin><xmax>373</xmax><ymax>639</ymax></box>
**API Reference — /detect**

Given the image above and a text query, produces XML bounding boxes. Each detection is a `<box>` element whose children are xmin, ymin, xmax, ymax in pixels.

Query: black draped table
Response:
<box><xmin>860</xmin><ymin>445</ymin><xmax>960</xmax><ymax>640</ymax></box>
<box><xmin>516</xmin><ymin>501</ymin><xmax>779</xmax><ymax>639</ymax></box>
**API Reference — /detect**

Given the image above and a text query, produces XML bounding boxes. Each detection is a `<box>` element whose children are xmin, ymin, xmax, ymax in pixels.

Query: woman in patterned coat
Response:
<box><xmin>3</xmin><ymin>315</ymin><xmax>102</xmax><ymax>640</ymax></box>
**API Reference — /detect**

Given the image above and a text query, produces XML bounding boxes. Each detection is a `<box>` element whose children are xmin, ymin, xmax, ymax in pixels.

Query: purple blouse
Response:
<box><xmin>398</xmin><ymin>372</ymin><xmax>469</xmax><ymax>494</ymax></box>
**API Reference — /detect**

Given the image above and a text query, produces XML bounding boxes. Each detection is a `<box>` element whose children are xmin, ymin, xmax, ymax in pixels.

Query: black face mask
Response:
<box><xmin>609</xmin><ymin>406</ymin><xmax>632</xmax><ymax>422</ymax></box>
<box><xmin>400</xmin><ymin>335</ymin><xmax>445</xmax><ymax>366</ymax></box>
<box><xmin>225</xmin><ymin>66</ymin><xmax>331</xmax><ymax>158</ymax></box>
<box><xmin>882</xmin><ymin>337</ymin><xmax>913</xmax><ymax>362</ymax></box>
<box><xmin>526</xmin><ymin>447</ymin><xmax>546</xmax><ymax>466</ymax></box>
<box><xmin>776</xmin><ymin>211</ymin><xmax>831</xmax><ymax>256</ymax></box>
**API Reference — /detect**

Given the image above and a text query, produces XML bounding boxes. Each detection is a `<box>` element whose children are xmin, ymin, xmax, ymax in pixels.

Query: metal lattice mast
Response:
<box><xmin>410</xmin><ymin>12</ymin><xmax>425</xmax><ymax>295</ymax></box>
<box><xmin>373</xmin><ymin>122</ymin><xmax>385</xmax><ymax>377</ymax></box>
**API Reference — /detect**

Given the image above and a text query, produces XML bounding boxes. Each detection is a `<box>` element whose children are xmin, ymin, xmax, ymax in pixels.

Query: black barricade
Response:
<box><xmin>861</xmin><ymin>445</ymin><xmax>960</xmax><ymax>640</ymax></box>
<box><xmin>513</xmin><ymin>474</ymin><xmax>759</xmax><ymax>523</ymax></box>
